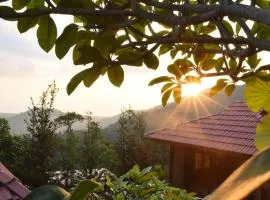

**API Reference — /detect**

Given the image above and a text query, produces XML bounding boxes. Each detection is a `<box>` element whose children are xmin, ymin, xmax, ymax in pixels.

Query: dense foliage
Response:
<box><xmin>0</xmin><ymin>83</ymin><xmax>169</xmax><ymax>191</ymax></box>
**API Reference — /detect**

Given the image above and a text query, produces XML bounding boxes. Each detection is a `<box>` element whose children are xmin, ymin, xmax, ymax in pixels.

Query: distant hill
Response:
<box><xmin>2</xmin><ymin>109</ymin><xmax>118</xmax><ymax>135</ymax></box>
<box><xmin>2</xmin><ymin>85</ymin><xmax>245</xmax><ymax>138</ymax></box>
<box><xmin>0</xmin><ymin>113</ymin><xmax>17</xmax><ymax>118</ymax></box>
<box><xmin>102</xmin><ymin>85</ymin><xmax>245</xmax><ymax>143</ymax></box>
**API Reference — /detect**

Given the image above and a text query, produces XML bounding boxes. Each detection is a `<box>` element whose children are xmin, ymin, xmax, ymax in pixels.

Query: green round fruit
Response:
<box><xmin>23</xmin><ymin>185</ymin><xmax>70</xmax><ymax>200</ymax></box>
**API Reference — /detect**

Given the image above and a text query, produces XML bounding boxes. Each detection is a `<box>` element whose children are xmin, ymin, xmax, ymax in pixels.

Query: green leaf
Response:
<box><xmin>27</xmin><ymin>0</ymin><xmax>44</xmax><ymax>9</ymax></box>
<box><xmin>69</xmin><ymin>180</ymin><xmax>100</xmax><ymax>200</ymax></box>
<box><xmin>215</xmin><ymin>57</ymin><xmax>224</xmax><ymax>72</ymax></box>
<box><xmin>244</xmin><ymin>78</ymin><xmax>270</xmax><ymax>112</ymax></box>
<box><xmin>148</xmin><ymin>76</ymin><xmax>171</xmax><ymax>86</ymax></box>
<box><xmin>225</xmin><ymin>84</ymin><xmax>236</xmax><ymax>96</ymax></box>
<box><xmin>257</xmin><ymin>0</ymin><xmax>270</xmax><ymax>9</ymax></box>
<box><xmin>73</xmin><ymin>44</ymin><xmax>103</xmax><ymax>65</ymax></box>
<box><xmin>247</xmin><ymin>54</ymin><xmax>261</xmax><ymax>69</ymax></box>
<box><xmin>167</xmin><ymin>64</ymin><xmax>181</xmax><ymax>78</ymax></box>
<box><xmin>236</xmin><ymin>22</ymin><xmax>241</xmax><ymax>35</ymax></box>
<box><xmin>55</xmin><ymin>24</ymin><xmax>78</xmax><ymax>59</ymax></box>
<box><xmin>162</xmin><ymin>89</ymin><xmax>172</xmax><ymax>106</ymax></box>
<box><xmin>159</xmin><ymin>44</ymin><xmax>171</xmax><ymax>56</ymax></box>
<box><xmin>66</xmin><ymin>71</ymin><xmax>84</xmax><ymax>95</ymax></box>
<box><xmin>161</xmin><ymin>83</ymin><xmax>174</xmax><ymax>93</ymax></box>
<box><xmin>209</xmin><ymin>79</ymin><xmax>228</xmax><ymax>96</ymax></box>
<box><xmin>229</xmin><ymin>58</ymin><xmax>237</xmax><ymax>69</ymax></box>
<box><xmin>255</xmin><ymin>114</ymin><xmax>270</xmax><ymax>150</ymax></box>
<box><xmin>222</xmin><ymin>20</ymin><xmax>234</xmax><ymax>36</ymax></box>
<box><xmin>173</xmin><ymin>87</ymin><xmax>182</xmax><ymax>104</ymax></box>
<box><xmin>200</xmin><ymin>59</ymin><xmax>217</xmax><ymax>71</ymax></box>
<box><xmin>17</xmin><ymin>16</ymin><xmax>38</xmax><ymax>33</ymax></box>
<box><xmin>37</xmin><ymin>16</ymin><xmax>57</xmax><ymax>52</ymax></box>
<box><xmin>117</xmin><ymin>49</ymin><xmax>143</xmax><ymax>66</ymax></box>
<box><xmin>208</xmin><ymin>147</ymin><xmax>270</xmax><ymax>200</ymax></box>
<box><xmin>107</xmin><ymin>65</ymin><xmax>124</xmax><ymax>87</ymax></box>
<box><xmin>12</xmin><ymin>0</ymin><xmax>30</xmax><ymax>10</ymax></box>
<box><xmin>174</xmin><ymin>59</ymin><xmax>193</xmax><ymax>75</ymax></box>
<box><xmin>83</xmin><ymin>65</ymin><xmax>101</xmax><ymax>88</ymax></box>
<box><xmin>144</xmin><ymin>53</ymin><xmax>159</xmax><ymax>70</ymax></box>
<box><xmin>170</xmin><ymin>49</ymin><xmax>178</xmax><ymax>59</ymax></box>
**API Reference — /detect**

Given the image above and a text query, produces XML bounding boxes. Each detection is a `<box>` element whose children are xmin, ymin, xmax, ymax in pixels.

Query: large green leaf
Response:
<box><xmin>244</xmin><ymin>78</ymin><xmax>270</xmax><ymax>112</ymax></box>
<box><xmin>69</xmin><ymin>180</ymin><xmax>100</xmax><ymax>200</ymax></box>
<box><xmin>208</xmin><ymin>147</ymin><xmax>270</xmax><ymax>200</ymax></box>
<box><xmin>17</xmin><ymin>16</ymin><xmax>38</xmax><ymax>33</ymax></box>
<box><xmin>55</xmin><ymin>24</ymin><xmax>78</xmax><ymax>59</ymax></box>
<box><xmin>143</xmin><ymin>53</ymin><xmax>159</xmax><ymax>70</ymax></box>
<box><xmin>255</xmin><ymin>114</ymin><xmax>270</xmax><ymax>150</ymax></box>
<box><xmin>107</xmin><ymin>65</ymin><xmax>124</xmax><ymax>87</ymax></box>
<box><xmin>37</xmin><ymin>16</ymin><xmax>57</xmax><ymax>52</ymax></box>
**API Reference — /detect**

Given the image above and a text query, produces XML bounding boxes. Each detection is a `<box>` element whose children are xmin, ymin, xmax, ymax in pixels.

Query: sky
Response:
<box><xmin>0</xmin><ymin>16</ymin><xmax>216</xmax><ymax>116</ymax></box>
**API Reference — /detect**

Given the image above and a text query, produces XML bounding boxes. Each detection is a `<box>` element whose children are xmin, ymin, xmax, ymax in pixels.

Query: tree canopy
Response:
<box><xmin>1</xmin><ymin>0</ymin><xmax>270</xmax><ymax>148</ymax></box>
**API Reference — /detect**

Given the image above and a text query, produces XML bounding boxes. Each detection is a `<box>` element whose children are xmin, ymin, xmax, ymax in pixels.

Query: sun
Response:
<box><xmin>182</xmin><ymin>84</ymin><xmax>202</xmax><ymax>96</ymax></box>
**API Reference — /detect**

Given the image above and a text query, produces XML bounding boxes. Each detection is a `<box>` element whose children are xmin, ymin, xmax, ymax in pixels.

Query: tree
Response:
<box><xmin>0</xmin><ymin>118</ymin><xmax>15</xmax><ymax>167</ymax></box>
<box><xmin>23</xmin><ymin>81</ymin><xmax>59</xmax><ymax>188</ymax></box>
<box><xmin>55</xmin><ymin>112</ymin><xmax>83</xmax><ymax>188</ymax></box>
<box><xmin>80</xmin><ymin>112</ymin><xmax>117</xmax><ymax>177</ymax></box>
<box><xmin>115</xmin><ymin>107</ymin><xmax>152</xmax><ymax>173</ymax></box>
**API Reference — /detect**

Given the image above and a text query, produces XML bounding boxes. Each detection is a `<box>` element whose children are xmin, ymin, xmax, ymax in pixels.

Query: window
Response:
<box><xmin>195</xmin><ymin>152</ymin><xmax>210</xmax><ymax>169</ymax></box>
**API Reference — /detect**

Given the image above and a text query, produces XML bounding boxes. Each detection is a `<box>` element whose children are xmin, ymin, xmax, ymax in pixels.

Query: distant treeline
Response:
<box><xmin>0</xmin><ymin>82</ymin><xmax>168</xmax><ymax>189</ymax></box>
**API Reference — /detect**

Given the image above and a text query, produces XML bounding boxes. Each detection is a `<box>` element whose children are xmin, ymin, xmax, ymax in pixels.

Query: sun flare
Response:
<box><xmin>183</xmin><ymin>84</ymin><xmax>202</xmax><ymax>96</ymax></box>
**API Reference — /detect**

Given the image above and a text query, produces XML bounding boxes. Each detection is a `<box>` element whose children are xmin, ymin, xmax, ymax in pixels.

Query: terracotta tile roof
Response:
<box><xmin>146</xmin><ymin>102</ymin><xmax>260</xmax><ymax>155</ymax></box>
<box><xmin>0</xmin><ymin>162</ymin><xmax>30</xmax><ymax>200</ymax></box>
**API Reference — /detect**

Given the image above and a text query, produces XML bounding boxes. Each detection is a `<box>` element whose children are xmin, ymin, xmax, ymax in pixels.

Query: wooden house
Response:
<box><xmin>146</xmin><ymin>102</ymin><xmax>269</xmax><ymax>199</ymax></box>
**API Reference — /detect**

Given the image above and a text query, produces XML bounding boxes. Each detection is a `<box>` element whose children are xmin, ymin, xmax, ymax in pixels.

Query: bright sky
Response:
<box><xmin>0</xmin><ymin>16</ymin><xmax>216</xmax><ymax>116</ymax></box>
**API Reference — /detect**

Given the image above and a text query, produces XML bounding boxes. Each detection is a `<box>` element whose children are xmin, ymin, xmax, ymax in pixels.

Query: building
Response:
<box><xmin>146</xmin><ymin>101</ymin><xmax>266</xmax><ymax>198</ymax></box>
<box><xmin>0</xmin><ymin>162</ymin><xmax>30</xmax><ymax>200</ymax></box>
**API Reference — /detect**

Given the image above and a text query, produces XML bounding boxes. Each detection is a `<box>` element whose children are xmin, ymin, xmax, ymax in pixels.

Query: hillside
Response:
<box><xmin>102</xmin><ymin>85</ymin><xmax>245</xmax><ymax>143</ymax></box>
<box><xmin>2</xmin><ymin>85</ymin><xmax>245</xmax><ymax>137</ymax></box>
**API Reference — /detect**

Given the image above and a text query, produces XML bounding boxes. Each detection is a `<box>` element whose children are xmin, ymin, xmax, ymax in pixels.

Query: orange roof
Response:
<box><xmin>0</xmin><ymin>162</ymin><xmax>30</xmax><ymax>200</ymax></box>
<box><xmin>146</xmin><ymin>102</ymin><xmax>259</xmax><ymax>155</ymax></box>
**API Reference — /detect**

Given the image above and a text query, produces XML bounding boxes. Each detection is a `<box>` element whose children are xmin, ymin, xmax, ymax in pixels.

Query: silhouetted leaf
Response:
<box><xmin>55</xmin><ymin>24</ymin><xmax>78</xmax><ymax>59</ymax></box>
<box><xmin>37</xmin><ymin>16</ymin><xmax>57</xmax><ymax>52</ymax></box>
<box><xmin>17</xmin><ymin>16</ymin><xmax>38</xmax><ymax>33</ymax></box>
<box><xmin>144</xmin><ymin>53</ymin><xmax>159</xmax><ymax>70</ymax></box>
<box><xmin>107</xmin><ymin>65</ymin><xmax>124</xmax><ymax>87</ymax></box>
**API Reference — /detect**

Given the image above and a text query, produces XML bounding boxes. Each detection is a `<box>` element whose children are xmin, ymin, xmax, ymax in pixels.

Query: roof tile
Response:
<box><xmin>146</xmin><ymin>102</ymin><xmax>259</xmax><ymax>155</ymax></box>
